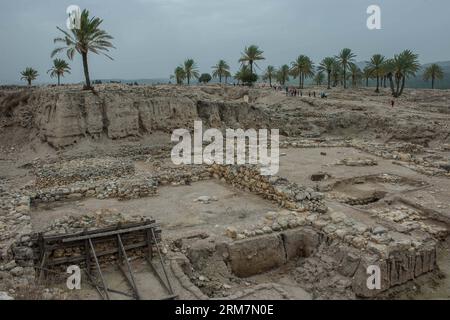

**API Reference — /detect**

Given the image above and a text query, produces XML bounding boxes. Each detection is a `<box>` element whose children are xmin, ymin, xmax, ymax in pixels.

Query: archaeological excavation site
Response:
<box><xmin>1</xmin><ymin>84</ymin><xmax>450</xmax><ymax>300</ymax></box>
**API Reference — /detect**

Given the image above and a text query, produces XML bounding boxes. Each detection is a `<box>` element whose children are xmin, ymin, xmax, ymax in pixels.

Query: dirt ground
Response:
<box><xmin>30</xmin><ymin>179</ymin><xmax>280</xmax><ymax>238</ymax></box>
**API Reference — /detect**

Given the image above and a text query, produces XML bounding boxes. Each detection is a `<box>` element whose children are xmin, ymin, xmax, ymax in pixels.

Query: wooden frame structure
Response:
<box><xmin>35</xmin><ymin>220</ymin><xmax>176</xmax><ymax>300</ymax></box>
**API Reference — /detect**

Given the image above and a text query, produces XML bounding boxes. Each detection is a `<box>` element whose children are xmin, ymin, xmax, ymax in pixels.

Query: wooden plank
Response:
<box><xmin>42</xmin><ymin>220</ymin><xmax>156</xmax><ymax>242</ymax></box>
<box><xmin>62</xmin><ymin>224</ymin><xmax>160</xmax><ymax>243</ymax></box>
<box><xmin>151</xmin><ymin>228</ymin><xmax>174</xmax><ymax>294</ymax></box>
<box><xmin>89</xmin><ymin>238</ymin><xmax>110</xmax><ymax>300</ymax></box>
<box><xmin>117</xmin><ymin>234</ymin><xmax>141</xmax><ymax>300</ymax></box>
<box><xmin>46</xmin><ymin>241</ymin><xmax>150</xmax><ymax>266</ymax></box>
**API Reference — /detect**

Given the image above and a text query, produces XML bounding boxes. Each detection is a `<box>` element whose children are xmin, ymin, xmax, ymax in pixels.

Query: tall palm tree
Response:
<box><xmin>276</xmin><ymin>65</ymin><xmax>290</xmax><ymax>85</ymax></box>
<box><xmin>336</xmin><ymin>48</ymin><xmax>356</xmax><ymax>89</ymax></box>
<box><xmin>263</xmin><ymin>65</ymin><xmax>276</xmax><ymax>87</ymax></box>
<box><xmin>331</xmin><ymin>60</ymin><xmax>342</xmax><ymax>87</ymax></box>
<box><xmin>362</xmin><ymin>66</ymin><xmax>372</xmax><ymax>87</ymax></box>
<box><xmin>212</xmin><ymin>60</ymin><xmax>230</xmax><ymax>83</ymax></box>
<box><xmin>318</xmin><ymin>57</ymin><xmax>336</xmax><ymax>89</ymax></box>
<box><xmin>224</xmin><ymin>70</ymin><xmax>231</xmax><ymax>84</ymax></box>
<box><xmin>52</xmin><ymin>9</ymin><xmax>115</xmax><ymax>90</ymax></box>
<box><xmin>182</xmin><ymin>59</ymin><xmax>199</xmax><ymax>85</ymax></box>
<box><xmin>239</xmin><ymin>45</ymin><xmax>265</xmax><ymax>74</ymax></box>
<box><xmin>348</xmin><ymin>63</ymin><xmax>362</xmax><ymax>87</ymax></box>
<box><xmin>290</xmin><ymin>55</ymin><xmax>314</xmax><ymax>89</ymax></box>
<box><xmin>20</xmin><ymin>67</ymin><xmax>39</xmax><ymax>86</ymax></box>
<box><xmin>47</xmin><ymin>59</ymin><xmax>71</xmax><ymax>86</ymax></box>
<box><xmin>367</xmin><ymin>54</ymin><xmax>386</xmax><ymax>92</ymax></box>
<box><xmin>234</xmin><ymin>65</ymin><xmax>256</xmax><ymax>86</ymax></box>
<box><xmin>171</xmin><ymin>66</ymin><xmax>186</xmax><ymax>85</ymax></box>
<box><xmin>314</xmin><ymin>72</ymin><xmax>325</xmax><ymax>86</ymax></box>
<box><xmin>423</xmin><ymin>64</ymin><xmax>444</xmax><ymax>89</ymax></box>
<box><xmin>386</xmin><ymin>50</ymin><xmax>420</xmax><ymax>97</ymax></box>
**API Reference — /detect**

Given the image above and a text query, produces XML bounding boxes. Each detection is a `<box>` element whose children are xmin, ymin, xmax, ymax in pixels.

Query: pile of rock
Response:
<box><xmin>209</xmin><ymin>164</ymin><xmax>327</xmax><ymax>213</ymax></box>
<box><xmin>30</xmin><ymin>176</ymin><xmax>158</xmax><ymax>204</ymax></box>
<box><xmin>338</xmin><ymin>158</ymin><xmax>378</xmax><ymax>166</ymax></box>
<box><xmin>281</xmin><ymin>138</ymin><xmax>351</xmax><ymax>149</ymax></box>
<box><xmin>35</xmin><ymin>158</ymin><xmax>135</xmax><ymax>188</ymax></box>
<box><xmin>0</xmin><ymin>192</ymin><xmax>32</xmax><ymax>261</ymax></box>
<box><xmin>154</xmin><ymin>165</ymin><xmax>211</xmax><ymax>186</ymax></box>
<box><xmin>40</xmin><ymin>210</ymin><xmax>144</xmax><ymax>236</ymax></box>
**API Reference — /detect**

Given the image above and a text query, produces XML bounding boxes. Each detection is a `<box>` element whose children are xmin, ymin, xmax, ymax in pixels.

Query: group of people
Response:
<box><xmin>273</xmin><ymin>86</ymin><xmax>328</xmax><ymax>99</ymax></box>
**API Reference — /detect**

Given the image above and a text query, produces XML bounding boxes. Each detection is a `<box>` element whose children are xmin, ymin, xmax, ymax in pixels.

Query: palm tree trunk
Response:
<box><xmin>187</xmin><ymin>75</ymin><xmax>190</xmax><ymax>85</ymax></box>
<box><xmin>250</xmin><ymin>61</ymin><xmax>253</xmax><ymax>74</ymax></box>
<box><xmin>375</xmin><ymin>76</ymin><xmax>379</xmax><ymax>93</ymax></box>
<box><xmin>343</xmin><ymin>66</ymin><xmax>347</xmax><ymax>89</ymax></box>
<box><xmin>28</xmin><ymin>79</ymin><xmax>31</xmax><ymax>86</ymax></box>
<box><xmin>432</xmin><ymin>76</ymin><xmax>435</xmax><ymax>89</ymax></box>
<box><xmin>269</xmin><ymin>76</ymin><xmax>272</xmax><ymax>87</ymax></box>
<box><xmin>219</xmin><ymin>75</ymin><xmax>222</xmax><ymax>83</ymax></box>
<box><xmin>388</xmin><ymin>74</ymin><xmax>395</xmax><ymax>97</ymax></box>
<box><xmin>398</xmin><ymin>76</ymin><xmax>406</xmax><ymax>97</ymax></box>
<box><xmin>58</xmin><ymin>74</ymin><xmax>61</xmax><ymax>86</ymax></box>
<box><xmin>82</xmin><ymin>52</ymin><xmax>91</xmax><ymax>89</ymax></box>
<box><xmin>299</xmin><ymin>75</ymin><xmax>301</xmax><ymax>88</ymax></box>
<box><xmin>327</xmin><ymin>71</ymin><xmax>331</xmax><ymax>89</ymax></box>
<box><xmin>395</xmin><ymin>76</ymin><xmax>400</xmax><ymax>98</ymax></box>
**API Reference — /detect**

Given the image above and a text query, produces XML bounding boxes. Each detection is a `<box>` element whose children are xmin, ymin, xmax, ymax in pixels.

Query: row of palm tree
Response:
<box><xmin>20</xmin><ymin>8</ymin><xmax>445</xmax><ymax>96</ymax></box>
<box><xmin>171</xmin><ymin>45</ymin><xmax>264</xmax><ymax>85</ymax></box>
<box><xmin>20</xmin><ymin>59</ymin><xmax>71</xmax><ymax>86</ymax></box>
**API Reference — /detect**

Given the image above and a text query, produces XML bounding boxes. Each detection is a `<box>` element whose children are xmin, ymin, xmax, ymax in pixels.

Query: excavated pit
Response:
<box><xmin>2</xmin><ymin>85</ymin><xmax>450</xmax><ymax>300</ymax></box>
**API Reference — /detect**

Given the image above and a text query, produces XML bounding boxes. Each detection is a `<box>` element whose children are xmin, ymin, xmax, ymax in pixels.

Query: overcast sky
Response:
<box><xmin>1</xmin><ymin>0</ymin><xmax>449</xmax><ymax>84</ymax></box>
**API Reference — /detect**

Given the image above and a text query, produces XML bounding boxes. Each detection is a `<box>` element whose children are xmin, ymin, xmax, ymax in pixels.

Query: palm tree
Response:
<box><xmin>423</xmin><ymin>64</ymin><xmax>444</xmax><ymax>89</ymax></box>
<box><xmin>171</xmin><ymin>66</ymin><xmax>186</xmax><ymax>85</ymax></box>
<box><xmin>314</xmin><ymin>72</ymin><xmax>325</xmax><ymax>86</ymax></box>
<box><xmin>47</xmin><ymin>59</ymin><xmax>71</xmax><ymax>86</ymax></box>
<box><xmin>367</xmin><ymin>54</ymin><xmax>386</xmax><ymax>92</ymax></box>
<box><xmin>363</xmin><ymin>66</ymin><xmax>372</xmax><ymax>87</ymax></box>
<box><xmin>318</xmin><ymin>57</ymin><xmax>336</xmax><ymax>89</ymax></box>
<box><xmin>331</xmin><ymin>60</ymin><xmax>342</xmax><ymax>87</ymax></box>
<box><xmin>263</xmin><ymin>65</ymin><xmax>276</xmax><ymax>87</ymax></box>
<box><xmin>336</xmin><ymin>48</ymin><xmax>356</xmax><ymax>89</ymax></box>
<box><xmin>348</xmin><ymin>63</ymin><xmax>362</xmax><ymax>87</ymax></box>
<box><xmin>20</xmin><ymin>67</ymin><xmax>39</xmax><ymax>86</ymax></box>
<box><xmin>52</xmin><ymin>9</ymin><xmax>115</xmax><ymax>90</ymax></box>
<box><xmin>290</xmin><ymin>55</ymin><xmax>314</xmax><ymax>89</ymax></box>
<box><xmin>212</xmin><ymin>60</ymin><xmax>230</xmax><ymax>83</ymax></box>
<box><xmin>386</xmin><ymin>50</ymin><xmax>420</xmax><ymax>97</ymax></box>
<box><xmin>276</xmin><ymin>65</ymin><xmax>290</xmax><ymax>85</ymax></box>
<box><xmin>239</xmin><ymin>45</ymin><xmax>265</xmax><ymax>74</ymax></box>
<box><xmin>223</xmin><ymin>70</ymin><xmax>231</xmax><ymax>84</ymax></box>
<box><xmin>234</xmin><ymin>65</ymin><xmax>257</xmax><ymax>86</ymax></box>
<box><xmin>183</xmin><ymin>59</ymin><xmax>199</xmax><ymax>85</ymax></box>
